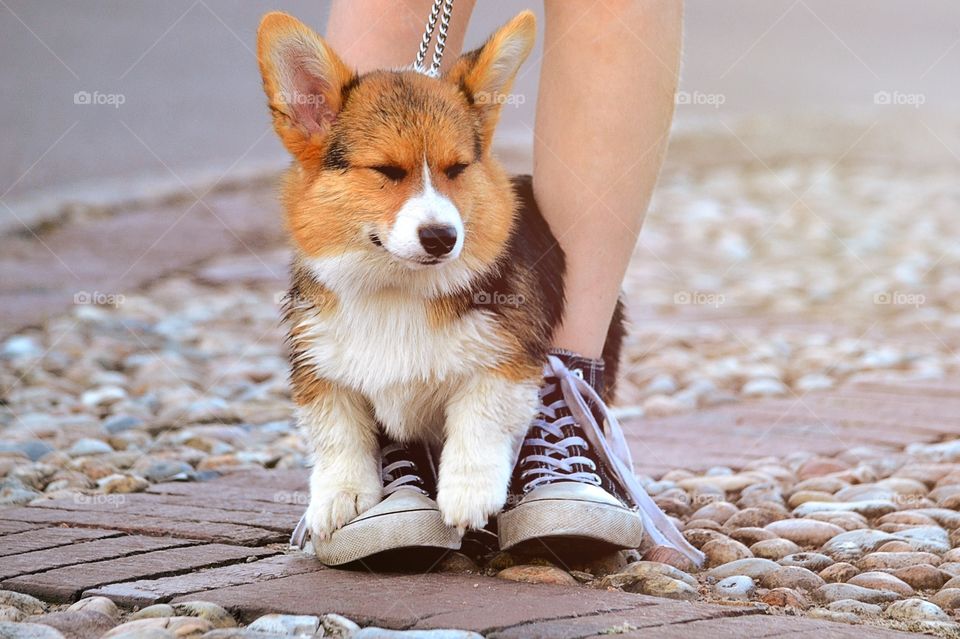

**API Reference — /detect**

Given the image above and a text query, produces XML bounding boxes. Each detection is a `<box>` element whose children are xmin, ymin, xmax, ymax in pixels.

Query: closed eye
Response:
<box><xmin>371</xmin><ymin>165</ymin><xmax>407</xmax><ymax>181</ymax></box>
<box><xmin>444</xmin><ymin>163</ymin><xmax>469</xmax><ymax>179</ymax></box>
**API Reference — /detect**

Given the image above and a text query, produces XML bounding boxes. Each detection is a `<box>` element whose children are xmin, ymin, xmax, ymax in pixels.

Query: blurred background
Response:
<box><xmin>2</xmin><ymin>1</ymin><xmax>960</xmax><ymax>469</ymax></box>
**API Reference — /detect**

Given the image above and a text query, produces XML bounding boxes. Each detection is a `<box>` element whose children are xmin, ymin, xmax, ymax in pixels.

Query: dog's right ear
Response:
<box><xmin>257</xmin><ymin>12</ymin><xmax>355</xmax><ymax>168</ymax></box>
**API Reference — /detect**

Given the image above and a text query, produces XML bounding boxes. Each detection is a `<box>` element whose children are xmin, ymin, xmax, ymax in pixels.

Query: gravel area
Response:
<box><xmin>2</xmin><ymin>145</ymin><xmax>959</xmax><ymax>635</ymax></box>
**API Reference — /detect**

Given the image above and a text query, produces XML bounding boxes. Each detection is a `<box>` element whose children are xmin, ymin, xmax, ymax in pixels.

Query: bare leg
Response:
<box><xmin>326</xmin><ymin>0</ymin><xmax>477</xmax><ymax>72</ymax></box>
<box><xmin>535</xmin><ymin>0</ymin><xmax>684</xmax><ymax>358</ymax></box>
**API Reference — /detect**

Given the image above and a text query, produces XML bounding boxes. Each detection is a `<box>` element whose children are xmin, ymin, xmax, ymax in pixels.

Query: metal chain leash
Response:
<box><xmin>413</xmin><ymin>0</ymin><xmax>454</xmax><ymax>77</ymax></box>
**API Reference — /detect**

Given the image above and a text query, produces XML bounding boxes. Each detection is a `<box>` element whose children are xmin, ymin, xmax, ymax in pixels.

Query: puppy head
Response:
<box><xmin>257</xmin><ymin>11</ymin><xmax>535</xmax><ymax>278</ymax></box>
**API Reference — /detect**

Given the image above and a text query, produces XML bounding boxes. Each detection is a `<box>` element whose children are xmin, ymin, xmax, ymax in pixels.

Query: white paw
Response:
<box><xmin>305</xmin><ymin>483</ymin><xmax>382</xmax><ymax>541</ymax></box>
<box><xmin>437</xmin><ymin>472</ymin><xmax>507</xmax><ymax>534</ymax></box>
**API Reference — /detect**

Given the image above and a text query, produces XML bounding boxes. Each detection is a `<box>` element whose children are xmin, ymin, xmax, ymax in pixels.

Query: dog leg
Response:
<box><xmin>298</xmin><ymin>383</ymin><xmax>381</xmax><ymax>541</ymax></box>
<box><xmin>437</xmin><ymin>372</ymin><xmax>539</xmax><ymax>534</ymax></box>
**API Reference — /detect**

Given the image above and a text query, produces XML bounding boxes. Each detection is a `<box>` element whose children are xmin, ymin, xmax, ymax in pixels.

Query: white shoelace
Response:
<box><xmin>537</xmin><ymin>355</ymin><xmax>705</xmax><ymax>567</ymax></box>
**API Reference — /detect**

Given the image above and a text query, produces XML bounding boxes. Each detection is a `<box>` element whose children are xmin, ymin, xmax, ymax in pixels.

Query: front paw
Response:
<box><xmin>305</xmin><ymin>483</ymin><xmax>382</xmax><ymax>542</ymax></box>
<box><xmin>437</xmin><ymin>472</ymin><xmax>507</xmax><ymax>534</ymax></box>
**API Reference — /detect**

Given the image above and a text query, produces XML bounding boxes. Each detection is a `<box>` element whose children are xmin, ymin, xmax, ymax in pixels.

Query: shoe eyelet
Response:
<box><xmin>572</xmin><ymin>368</ymin><xmax>584</xmax><ymax>380</ymax></box>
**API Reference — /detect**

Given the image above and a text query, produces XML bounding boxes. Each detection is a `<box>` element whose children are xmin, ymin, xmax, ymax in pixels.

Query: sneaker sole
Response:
<box><xmin>498</xmin><ymin>497</ymin><xmax>644</xmax><ymax>552</ymax></box>
<box><xmin>314</xmin><ymin>507</ymin><xmax>461</xmax><ymax>566</ymax></box>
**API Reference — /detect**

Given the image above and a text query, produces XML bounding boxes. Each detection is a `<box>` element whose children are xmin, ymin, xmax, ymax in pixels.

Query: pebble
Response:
<box><xmin>0</xmin><ymin>622</ymin><xmax>66</xmax><ymax>639</ymax></box>
<box><xmin>142</xmin><ymin>461</ymin><xmax>194</xmax><ymax>483</ymax></box>
<box><xmin>689</xmin><ymin>501</ymin><xmax>738</xmax><ymax>525</ymax></box>
<box><xmin>130</xmin><ymin>605</ymin><xmax>175</xmax><ymax>620</ymax></box>
<box><xmin>702</xmin><ymin>538</ymin><xmax>752</xmax><ymax>567</ymax></box>
<box><xmin>436</xmin><ymin>552</ymin><xmax>479</xmax><ymax>574</ymax></box>
<box><xmin>28</xmin><ymin>610</ymin><xmax>116</xmax><ymax>639</ymax></box>
<box><xmin>892</xmin><ymin>564</ymin><xmax>946</xmax><ymax>590</ymax></box>
<box><xmin>0</xmin><ymin>607</ymin><xmax>25</xmax><ymax>623</ymax></box>
<box><xmin>819</xmin><ymin>562</ymin><xmax>858</xmax><ymax>583</ymax></box>
<box><xmin>640</xmin><ymin>546</ymin><xmax>697</xmax><ymax>573</ymax></box>
<box><xmin>884</xmin><ymin>598</ymin><xmax>951</xmax><ymax>622</ymax></box>
<box><xmin>827</xmin><ymin>599</ymin><xmax>882</xmax><ymax>616</ymax></box>
<box><xmin>760</xmin><ymin>588</ymin><xmax>808</xmax><ymax>609</ymax></box>
<box><xmin>0</xmin><ymin>593</ymin><xmax>45</xmax><ymax>616</ymax></box>
<box><xmin>246</xmin><ymin>615</ymin><xmax>319</xmax><ymax>636</ymax></box>
<box><xmin>598</xmin><ymin>561</ymin><xmax>698</xmax><ymax>590</ymax></box>
<box><xmin>682</xmin><ymin>528</ymin><xmax>728</xmax><ymax>549</ymax></box>
<box><xmin>932</xmin><ymin>588</ymin><xmax>960</xmax><ymax>611</ymax></box>
<box><xmin>67</xmin><ymin>597</ymin><xmax>119</xmax><ymax>620</ymax></box>
<box><xmin>627</xmin><ymin>574</ymin><xmax>698</xmax><ymax>601</ymax></box>
<box><xmin>805</xmin><ymin>609</ymin><xmax>859</xmax><ymax>624</ymax></box>
<box><xmin>793</xmin><ymin>500</ymin><xmax>897</xmax><ymax>519</ymax></box>
<box><xmin>778</xmin><ymin>552</ymin><xmax>833</xmax><ymax>572</ymax></box>
<box><xmin>320</xmin><ymin>614</ymin><xmax>361</xmax><ymax>638</ymax></box>
<box><xmin>857</xmin><ymin>551</ymin><xmax>941</xmax><ymax>571</ymax></box>
<box><xmin>169</xmin><ymin>603</ymin><xmax>235</xmax><ymax>629</ymax></box>
<box><xmin>750</xmin><ymin>538</ymin><xmax>800</xmax><ymax>561</ymax></box>
<box><xmin>354</xmin><ymin>629</ymin><xmax>483</xmax><ymax>639</ymax></box>
<box><xmin>97</xmin><ymin>474</ymin><xmax>149</xmax><ymax>494</ymax></box>
<box><xmin>820</xmin><ymin>530</ymin><xmax>897</xmax><ymax>562</ymax></box>
<box><xmin>103</xmin><ymin>617</ymin><xmax>211</xmax><ymax>639</ymax></box>
<box><xmin>497</xmin><ymin>565</ymin><xmax>577</xmax><ymax>587</ymax></box>
<box><xmin>67</xmin><ymin>438</ymin><xmax>114</xmax><ymax>457</ymax></box>
<box><xmin>760</xmin><ymin>566</ymin><xmax>825</xmax><ymax>592</ymax></box>
<box><xmin>713</xmin><ymin>576</ymin><xmax>755</xmax><ymax>600</ymax></box>
<box><xmin>722</xmin><ymin>508</ymin><xmax>783</xmax><ymax>530</ymax></box>
<box><xmin>814</xmin><ymin>583</ymin><xmax>899</xmax><ymax>604</ymax></box>
<box><xmin>727</xmin><ymin>527</ymin><xmax>775</xmax><ymax>546</ymax></box>
<box><xmin>847</xmin><ymin>571</ymin><xmax>914</xmax><ymax>596</ymax></box>
<box><xmin>764</xmin><ymin>520</ymin><xmax>844</xmax><ymax>547</ymax></box>
<box><xmin>706</xmin><ymin>558</ymin><xmax>780</xmax><ymax>581</ymax></box>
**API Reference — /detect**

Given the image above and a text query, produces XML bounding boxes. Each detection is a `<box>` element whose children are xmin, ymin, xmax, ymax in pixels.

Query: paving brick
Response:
<box><xmin>0</xmin><ymin>527</ymin><xmax>122</xmax><ymax>557</ymax></box>
<box><xmin>615</xmin><ymin>613</ymin><xmax>916</xmax><ymax>638</ymax></box>
<box><xmin>86</xmin><ymin>554</ymin><xmax>323</xmax><ymax>607</ymax></box>
<box><xmin>172</xmin><ymin>571</ymin><xmax>651</xmax><ymax>629</ymax></box>
<box><xmin>0</xmin><ymin>520</ymin><xmax>44</xmax><ymax>535</ymax></box>
<box><xmin>0</xmin><ymin>506</ymin><xmax>282</xmax><ymax>545</ymax></box>
<box><xmin>0</xmin><ymin>535</ymin><xmax>195</xmax><ymax>580</ymax></box>
<box><xmin>31</xmin><ymin>496</ymin><xmax>300</xmax><ymax>533</ymax></box>
<box><xmin>3</xmin><ymin>543</ymin><xmax>275</xmax><ymax>602</ymax></box>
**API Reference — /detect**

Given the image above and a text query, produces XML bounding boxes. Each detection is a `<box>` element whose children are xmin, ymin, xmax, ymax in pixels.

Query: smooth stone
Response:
<box><xmin>827</xmin><ymin>599</ymin><xmax>882</xmax><ymax>616</ymax></box>
<box><xmin>640</xmin><ymin>546</ymin><xmax>697</xmax><ymax>573</ymax></box>
<box><xmin>793</xmin><ymin>477</ymin><xmax>849</xmax><ymax>494</ymax></box>
<box><xmin>677</xmin><ymin>473</ymin><xmax>769</xmax><ymax>492</ymax></box>
<box><xmin>932</xmin><ymin>589</ymin><xmax>960</xmax><ymax>611</ymax></box>
<box><xmin>761</xmin><ymin>566</ymin><xmax>825</xmax><ymax>592</ymax></box>
<box><xmin>942</xmin><ymin>549</ymin><xmax>960</xmax><ymax>563</ymax></box>
<box><xmin>97</xmin><ymin>474</ymin><xmax>149</xmax><ymax>494</ymax></box>
<box><xmin>820</xmin><ymin>530</ymin><xmax>897</xmax><ymax>562</ymax></box>
<box><xmin>702</xmin><ymin>538</ymin><xmax>752</xmax><ymax>567</ymax></box>
<box><xmin>797</xmin><ymin>458</ymin><xmax>848</xmax><ymax>480</ymax></box>
<box><xmin>787</xmin><ymin>491</ymin><xmax>836</xmax><ymax>509</ymax></box>
<box><xmin>714</xmin><ymin>575</ymin><xmax>755</xmax><ymax>600</ymax></box>
<box><xmin>848</xmin><ymin>571</ymin><xmax>914</xmax><ymax>596</ymax></box>
<box><xmin>814</xmin><ymin>583</ymin><xmax>900</xmax><ymax>604</ymax></box>
<box><xmin>728</xmin><ymin>527</ymin><xmax>776</xmax><ymax>546</ymax></box>
<box><xmin>760</xmin><ymin>588</ymin><xmax>808</xmax><ymax>609</ymax></box>
<box><xmin>0</xmin><ymin>608</ymin><xmax>24</xmax><ymax>623</ymax></box>
<box><xmin>804</xmin><ymin>511</ymin><xmax>869</xmax><ymax>531</ymax></box>
<box><xmin>884</xmin><ymin>598</ymin><xmax>951</xmax><ymax>622</ymax></box>
<box><xmin>857</xmin><ymin>551</ymin><xmax>941</xmax><ymax>571</ymax></box>
<box><xmin>142</xmin><ymin>461</ymin><xmax>195</xmax><ymax>483</ymax></box>
<box><xmin>81</xmin><ymin>386</ymin><xmax>127</xmax><ymax>408</ymax></box>
<box><xmin>706</xmin><ymin>558</ymin><xmax>780</xmax><ymax>580</ymax></box>
<box><xmin>723</xmin><ymin>507</ymin><xmax>784</xmax><ymax>530</ymax></box>
<box><xmin>598</xmin><ymin>561</ymin><xmax>697</xmax><ymax>589</ymax></box>
<box><xmin>684</xmin><ymin>519</ymin><xmax>723</xmax><ymax>532</ymax></box>
<box><xmin>0</xmin><ymin>593</ymin><xmax>44</xmax><ymax>616</ymax></box>
<box><xmin>805</xmin><ymin>609</ymin><xmax>859</xmax><ymax>624</ymax></box>
<box><xmin>247</xmin><ymin>615</ymin><xmax>319</xmax><ymax>636</ymax></box>
<box><xmin>895</xmin><ymin>526</ymin><xmax>950</xmax><ymax>554</ymax></box>
<box><xmin>765</xmin><ymin>520</ymin><xmax>844</xmax><ymax>547</ymax></box>
<box><xmin>939</xmin><ymin>562</ymin><xmax>960</xmax><ymax>576</ymax></box>
<box><xmin>876</xmin><ymin>540</ymin><xmax>914</xmax><ymax>552</ymax></box>
<box><xmin>436</xmin><ymin>552</ymin><xmax>479</xmax><ymax>574</ymax></box>
<box><xmin>742</xmin><ymin>378</ymin><xmax>788</xmax><ymax>397</ymax></box>
<box><xmin>0</xmin><ymin>622</ymin><xmax>66</xmax><ymax>639</ymax></box>
<box><xmin>750</xmin><ymin>538</ymin><xmax>800</xmax><ymax>561</ymax></box>
<box><xmin>628</xmin><ymin>574</ymin><xmax>698</xmax><ymax>601</ymax></box>
<box><xmin>690</xmin><ymin>501</ymin><xmax>738</xmax><ymax>525</ymax></box>
<box><xmin>820</xmin><ymin>562</ymin><xmax>859</xmax><ymax>583</ymax></box>
<box><xmin>169</xmin><ymin>603</ymin><xmax>234</xmax><ymax>629</ymax></box>
<box><xmin>27</xmin><ymin>611</ymin><xmax>115</xmax><ymax>639</ymax></box>
<box><xmin>793</xmin><ymin>500</ymin><xmax>897</xmax><ymax>519</ymax></box>
<box><xmin>497</xmin><ymin>565</ymin><xmax>577</xmax><ymax>586</ymax></box>
<box><xmin>683</xmin><ymin>529</ymin><xmax>728</xmax><ymax>549</ymax></box>
<box><xmin>103</xmin><ymin>618</ymin><xmax>211</xmax><ymax>639</ymax></box>
<box><xmin>778</xmin><ymin>552</ymin><xmax>833</xmax><ymax>572</ymax></box>
<box><xmin>893</xmin><ymin>564</ymin><xmax>946</xmax><ymax>590</ymax></box>
<box><xmin>129</xmin><ymin>605</ymin><xmax>175</xmax><ymax>621</ymax></box>
<box><xmin>940</xmin><ymin>575</ymin><xmax>960</xmax><ymax>590</ymax></box>
<box><xmin>103</xmin><ymin>415</ymin><xmax>145</xmax><ymax>434</ymax></box>
<box><xmin>320</xmin><ymin>613</ymin><xmax>360</xmax><ymax>639</ymax></box>
<box><xmin>834</xmin><ymin>485</ymin><xmax>895</xmax><ymax>502</ymax></box>
<box><xmin>67</xmin><ymin>597</ymin><xmax>119</xmax><ymax>621</ymax></box>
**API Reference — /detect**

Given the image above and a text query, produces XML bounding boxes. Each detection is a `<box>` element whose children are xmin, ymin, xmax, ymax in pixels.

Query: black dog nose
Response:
<box><xmin>418</xmin><ymin>224</ymin><xmax>458</xmax><ymax>257</ymax></box>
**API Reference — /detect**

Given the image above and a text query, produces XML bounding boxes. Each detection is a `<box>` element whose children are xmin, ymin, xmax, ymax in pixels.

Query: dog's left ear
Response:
<box><xmin>257</xmin><ymin>12</ymin><xmax>356</xmax><ymax>168</ymax></box>
<box><xmin>445</xmin><ymin>10</ymin><xmax>536</xmax><ymax>152</ymax></box>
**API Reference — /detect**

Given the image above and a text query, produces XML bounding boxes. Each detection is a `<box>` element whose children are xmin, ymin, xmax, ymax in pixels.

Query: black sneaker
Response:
<box><xmin>291</xmin><ymin>435</ymin><xmax>460</xmax><ymax>566</ymax></box>
<box><xmin>497</xmin><ymin>354</ymin><xmax>703</xmax><ymax>566</ymax></box>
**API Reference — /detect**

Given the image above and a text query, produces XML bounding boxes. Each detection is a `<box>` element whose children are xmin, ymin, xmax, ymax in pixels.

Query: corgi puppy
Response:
<box><xmin>256</xmin><ymin>10</ymin><xmax>622</xmax><ymax>541</ymax></box>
